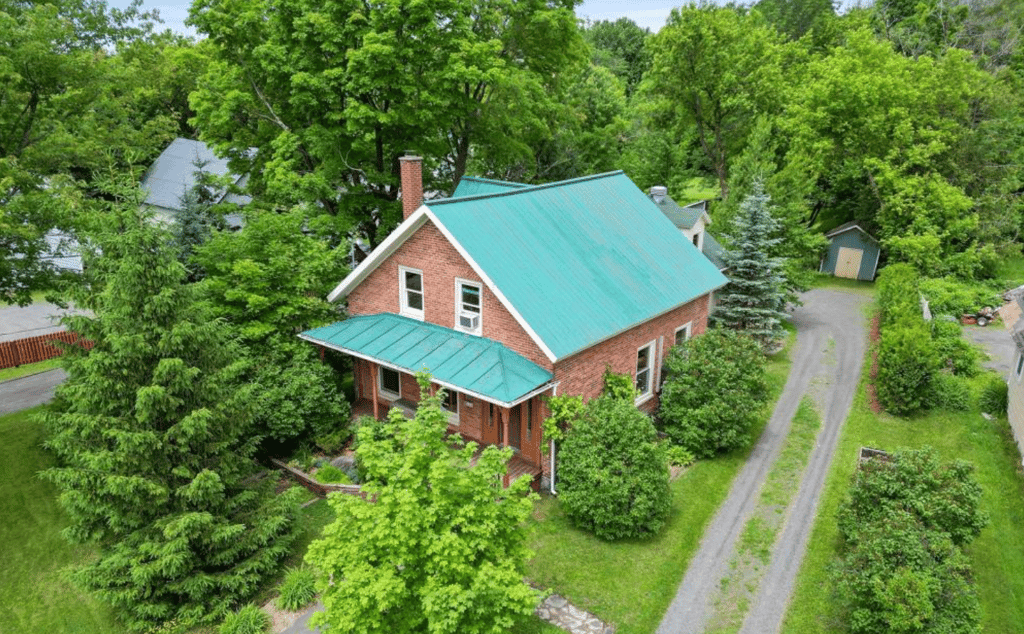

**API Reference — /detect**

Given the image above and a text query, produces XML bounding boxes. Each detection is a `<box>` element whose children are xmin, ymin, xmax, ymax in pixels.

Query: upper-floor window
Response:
<box><xmin>636</xmin><ymin>340</ymin><xmax>656</xmax><ymax>402</ymax></box>
<box><xmin>399</xmin><ymin>266</ymin><xmax>424</xmax><ymax>320</ymax></box>
<box><xmin>675</xmin><ymin>322</ymin><xmax>692</xmax><ymax>347</ymax></box>
<box><xmin>455</xmin><ymin>279</ymin><xmax>482</xmax><ymax>335</ymax></box>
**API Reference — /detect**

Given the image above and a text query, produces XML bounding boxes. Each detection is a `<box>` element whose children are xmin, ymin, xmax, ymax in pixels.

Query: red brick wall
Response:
<box><xmin>552</xmin><ymin>294</ymin><xmax>711</xmax><ymax>415</ymax></box>
<box><xmin>346</xmin><ymin>220</ymin><xmax>552</xmax><ymax>370</ymax></box>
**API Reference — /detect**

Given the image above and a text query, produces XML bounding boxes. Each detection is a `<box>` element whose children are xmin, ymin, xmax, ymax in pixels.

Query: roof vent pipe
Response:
<box><xmin>650</xmin><ymin>186</ymin><xmax>667</xmax><ymax>204</ymax></box>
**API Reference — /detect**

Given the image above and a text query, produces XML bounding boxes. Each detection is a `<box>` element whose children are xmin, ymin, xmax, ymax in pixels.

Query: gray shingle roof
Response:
<box><xmin>650</xmin><ymin>194</ymin><xmax>709</xmax><ymax>230</ymax></box>
<box><xmin>141</xmin><ymin>138</ymin><xmax>252</xmax><ymax>212</ymax></box>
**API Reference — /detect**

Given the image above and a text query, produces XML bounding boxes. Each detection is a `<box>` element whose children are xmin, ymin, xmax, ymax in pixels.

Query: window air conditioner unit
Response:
<box><xmin>459</xmin><ymin>313</ymin><xmax>480</xmax><ymax>330</ymax></box>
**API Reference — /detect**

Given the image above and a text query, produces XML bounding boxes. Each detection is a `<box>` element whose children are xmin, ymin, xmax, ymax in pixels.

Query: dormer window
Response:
<box><xmin>399</xmin><ymin>266</ymin><xmax>424</xmax><ymax>320</ymax></box>
<box><xmin>455</xmin><ymin>279</ymin><xmax>482</xmax><ymax>335</ymax></box>
<box><xmin>692</xmin><ymin>232</ymin><xmax>701</xmax><ymax>248</ymax></box>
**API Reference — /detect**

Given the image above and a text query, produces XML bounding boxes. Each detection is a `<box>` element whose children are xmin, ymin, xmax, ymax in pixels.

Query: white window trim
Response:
<box><xmin>635</xmin><ymin>339</ymin><xmax>657</xmax><ymax>405</ymax></box>
<box><xmin>378</xmin><ymin>365</ymin><xmax>401</xmax><ymax>400</ymax></box>
<box><xmin>454</xmin><ymin>278</ymin><xmax>483</xmax><ymax>335</ymax></box>
<box><xmin>399</xmin><ymin>265</ymin><xmax>424</xmax><ymax>320</ymax></box>
<box><xmin>675</xmin><ymin>322</ymin><xmax>693</xmax><ymax>347</ymax></box>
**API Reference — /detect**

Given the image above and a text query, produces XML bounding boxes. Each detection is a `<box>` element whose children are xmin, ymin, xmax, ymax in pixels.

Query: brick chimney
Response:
<box><xmin>400</xmin><ymin>153</ymin><xmax>423</xmax><ymax>220</ymax></box>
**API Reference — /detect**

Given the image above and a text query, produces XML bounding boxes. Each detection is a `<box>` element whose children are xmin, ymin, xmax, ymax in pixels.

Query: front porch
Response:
<box><xmin>301</xmin><ymin>313</ymin><xmax>555</xmax><ymax>489</ymax></box>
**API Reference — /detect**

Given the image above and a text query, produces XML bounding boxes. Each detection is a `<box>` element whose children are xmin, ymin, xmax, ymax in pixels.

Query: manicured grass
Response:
<box><xmin>0</xmin><ymin>406</ymin><xmax>119</xmax><ymax>634</ymax></box>
<box><xmin>993</xmin><ymin>253</ymin><xmax>1024</xmax><ymax>286</ymax></box>
<box><xmin>524</xmin><ymin>328</ymin><xmax>796</xmax><ymax>634</ymax></box>
<box><xmin>808</xmin><ymin>273</ymin><xmax>875</xmax><ymax>295</ymax></box>
<box><xmin>0</xmin><ymin>358</ymin><xmax>62</xmax><ymax>383</ymax></box>
<box><xmin>676</xmin><ymin>176</ymin><xmax>719</xmax><ymax>202</ymax></box>
<box><xmin>783</xmin><ymin>366</ymin><xmax>1024</xmax><ymax>632</ymax></box>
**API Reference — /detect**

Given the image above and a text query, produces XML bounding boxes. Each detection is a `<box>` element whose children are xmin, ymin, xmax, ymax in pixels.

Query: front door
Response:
<box><xmin>509</xmin><ymin>404</ymin><xmax>522</xmax><ymax>451</ymax></box>
<box><xmin>482</xmin><ymin>403</ymin><xmax>499</xmax><ymax>446</ymax></box>
<box><xmin>835</xmin><ymin>247</ymin><xmax>863</xmax><ymax>280</ymax></box>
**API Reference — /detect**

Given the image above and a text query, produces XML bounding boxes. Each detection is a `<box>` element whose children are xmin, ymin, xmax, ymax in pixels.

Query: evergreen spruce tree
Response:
<box><xmin>43</xmin><ymin>191</ymin><xmax>299</xmax><ymax>632</ymax></box>
<box><xmin>713</xmin><ymin>178</ymin><xmax>789</xmax><ymax>347</ymax></box>
<box><xmin>172</xmin><ymin>160</ymin><xmax>227</xmax><ymax>282</ymax></box>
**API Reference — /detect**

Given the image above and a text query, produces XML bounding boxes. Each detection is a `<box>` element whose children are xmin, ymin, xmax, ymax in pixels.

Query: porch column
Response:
<box><xmin>369</xmin><ymin>361</ymin><xmax>380</xmax><ymax>420</ymax></box>
<box><xmin>500</xmin><ymin>406</ymin><xmax>511</xmax><ymax>488</ymax></box>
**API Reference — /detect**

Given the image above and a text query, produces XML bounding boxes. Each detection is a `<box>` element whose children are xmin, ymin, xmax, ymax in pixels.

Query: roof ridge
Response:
<box><xmin>459</xmin><ymin>176</ymin><xmax>529</xmax><ymax>188</ymax></box>
<box><xmin>430</xmin><ymin>170</ymin><xmax>625</xmax><ymax>206</ymax></box>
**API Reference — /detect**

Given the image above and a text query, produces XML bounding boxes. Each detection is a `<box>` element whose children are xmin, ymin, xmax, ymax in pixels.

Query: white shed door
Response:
<box><xmin>835</xmin><ymin>247</ymin><xmax>863</xmax><ymax>279</ymax></box>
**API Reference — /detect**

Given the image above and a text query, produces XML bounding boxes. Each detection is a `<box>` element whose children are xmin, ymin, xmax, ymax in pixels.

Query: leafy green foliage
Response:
<box><xmin>713</xmin><ymin>180</ymin><xmax>790</xmax><ymax>346</ymax></box>
<box><xmin>313</xmin><ymin>465</ymin><xmax>351</xmax><ymax>485</ymax></box>
<box><xmin>876</xmin><ymin>321</ymin><xmax>939</xmax><ymax>415</ymax></box>
<box><xmin>666</xmin><ymin>445</ymin><xmax>695</xmax><ymax>468</ymax></box>
<box><xmin>275</xmin><ymin>567</ymin><xmax>317</xmax><ymax>612</ymax></box>
<box><xmin>542</xmin><ymin>394</ymin><xmax>584</xmax><ymax>444</ymax></box>
<box><xmin>931</xmin><ymin>320</ymin><xmax>980</xmax><ymax>377</ymax></box>
<box><xmin>928</xmin><ymin>372</ymin><xmax>972</xmax><ymax>411</ymax></box>
<box><xmin>877</xmin><ymin>264</ymin><xmax>921</xmax><ymax>327</ymax></box>
<box><xmin>919</xmin><ymin>277</ymin><xmax>1002</xmax><ymax>317</ymax></box>
<box><xmin>42</xmin><ymin>197</ymin><xmax>299</xmax><ymax>631</ymax></box>
<box><xmin>832</xmin><ymin>448</ymin><xmax>987</xmax><ymax>634</ymax></box>
<box><xmin>305</xmin><ymin>374</ymin><xmax>537</xmax><ymax>634</ymax></box>
<box><xmin>218</xmin><ymin>604</ymin><xmax>270</xmax><ymax>634</ymax></box>
<box><xmin>584</xmin><ymin>17</ymin><xmax>651</xmax><ymax>97</ymax></box>
<box><xmin>979</xmin><ymin>374</ymin><xmax>1009</xmax><ymax>414</ymax></box>
<box><xmin>171</xmin><ymin>160</ymin><xmax>230</xmax><ymax>281</ymax></box>
<box><xmin>558</xmin><ymin>395</ymin><xmax>671</xmax><ymax>541</ymax></box>
<box><xmin>601</xmin><ymin>366</ymin><xmax>637</xmax><ymax>401</ymax></box>
<box><xmin>659</xmin><ymin>328</ymin><xmax>769</xmax><ymax>457</ymax></box>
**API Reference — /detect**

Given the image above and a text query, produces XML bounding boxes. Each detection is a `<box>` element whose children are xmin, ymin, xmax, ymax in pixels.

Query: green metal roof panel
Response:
<box><xmin>429</xmin><ymin>172</ymin><xmax>728</xmax><ymax>359</ymax></box>
<box><xmin>300</xmin><ymin>314</ymin><xmax>552</xmax><ymax>404</ymax></box>
<box><xmin>452</xmin><ymin>177</ymin><xmax>529</xmax><ymax>198</ymax></box>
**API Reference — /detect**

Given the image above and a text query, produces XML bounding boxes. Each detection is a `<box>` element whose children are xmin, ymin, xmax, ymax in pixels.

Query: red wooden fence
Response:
<box><xmin>0</xmin><ymin>331</ymin><xmax>92</xmax><ymax>370</ymax></box>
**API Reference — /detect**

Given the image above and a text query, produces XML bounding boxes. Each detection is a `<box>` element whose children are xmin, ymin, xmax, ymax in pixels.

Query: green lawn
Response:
<box><xmin>676</xmin><ymin>176</ymin><xmax>719</xmax><ymax>203</ymax></box>
<box><xmin>524</xmin><ymin>328</ymin><xmax>796</xmax><ymax>634</ymax></box>
<box><xmin>808</xmin><ymin>272</ymin><xmax>875</xmax><ymax>295</ymax></box>
<box><xmin>0</xmin><ymin>358</ymin><xmax>62</xmax><ymax>383</ymax></box>
<box><xmin>0</xmin><ymin>406</ymin><xmax>118</xmax><ymax>634</ymax></box>
<box><xmin>783</xmin><ymin>361</ymin><xmax>1024</xmax><ymax>632</ymax></box>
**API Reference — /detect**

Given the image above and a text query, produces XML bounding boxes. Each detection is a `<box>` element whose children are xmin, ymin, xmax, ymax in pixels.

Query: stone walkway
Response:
<box><xmin>535</xmin><ymin>594</ymin><xmax>615</xmax><ymax>634</ymax></box>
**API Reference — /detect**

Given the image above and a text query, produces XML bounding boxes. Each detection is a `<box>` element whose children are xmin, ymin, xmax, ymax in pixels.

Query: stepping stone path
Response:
<box><xmin>535</xmin><ymin>594</ymin><xmax>615</xmax><ymax>634</ymax></box>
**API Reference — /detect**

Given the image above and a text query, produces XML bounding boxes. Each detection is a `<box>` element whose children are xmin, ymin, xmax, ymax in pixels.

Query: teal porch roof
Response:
<box><xmin>300</xmin><ymin>313</ymin><xmax>553</xmax><ymax>406</ymax></box>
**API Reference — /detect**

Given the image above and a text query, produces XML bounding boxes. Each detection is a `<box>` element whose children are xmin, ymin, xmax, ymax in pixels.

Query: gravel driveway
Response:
<box><xmin>657</xmin><ymin>288</ymin><xmax>870</xmax><ymax>634</ymax></box>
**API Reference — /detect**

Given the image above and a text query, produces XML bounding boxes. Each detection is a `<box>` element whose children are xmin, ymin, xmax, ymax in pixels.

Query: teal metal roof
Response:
<box><xmin>452</xmin><ymin>176</ymin><xmax>529</xmax><ymax>198</ymax></box>
<box><xmin>429</xmin><ymin>172</ymin><xmax>728</xmax><ymax>359</ymax></box>
<box><xmin>300</xmin><ymin>313</ymin><xmax>553</xmax><ymax>405</ymax></box>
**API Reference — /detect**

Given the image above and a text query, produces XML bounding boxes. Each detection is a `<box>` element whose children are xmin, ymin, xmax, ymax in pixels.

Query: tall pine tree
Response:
<box><xmin>43</xmin><ymin>188</ymin><xmax>299</xmax><ymax>632</ymax></box>
<box><xmin>713</xmin><ymin>179</ymin><xmax>789</xmax><ymax>347</ymax></box>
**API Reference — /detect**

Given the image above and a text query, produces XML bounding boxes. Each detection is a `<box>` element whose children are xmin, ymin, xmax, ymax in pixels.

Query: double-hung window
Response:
<box><xmin>675</xmin><ymin>322</ymin><xmax>692</xmax><ymax>347</ymax></box>
<box><xmin>379</xmin><ymin>366</ymin><xmax>401</xmax><ymax>399</ymax></box>
<box><xmin>455</xmin><ymin>279</ymin><xmax>482</xmax><ymax>335</ymax></box>
<box><xmin>399</xmin><ymin>266</ymin><xmax>424</xmax><ymax>320</ymax></box>
<box><xmin>636</xmin><ymin>340</ymin><xmax>656</xmax><ymax>402</ymax></box>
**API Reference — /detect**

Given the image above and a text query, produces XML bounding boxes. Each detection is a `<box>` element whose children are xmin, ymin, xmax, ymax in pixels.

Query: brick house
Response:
<box><xmin>300</xmin><ymin>157</ymin><xmax>728</xmax><ymax>490</ymax></box>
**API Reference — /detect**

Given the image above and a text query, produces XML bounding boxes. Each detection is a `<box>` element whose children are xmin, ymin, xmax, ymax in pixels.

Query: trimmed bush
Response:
<box><xmin>931</xmin><ymin>320</ymin><xmax>980</xmax><ymax>377</ymax></box>
<box><xmin>275</xmin><ymin>567</ymin><xmax>317</xmax><ymax>612</ymax></box>
<box><xmin>876</xmin><ymin>263</ymin><xmax>921</xmax><ymax>327</ymax></box>
<box><xmin>218</xmin><ymin>605</ymin><xmax>270</xmax><ymax>634</ymax></box>
<box><xmin>876</xmin><ymin>322</ymin><xmax>938</xmax><ymax>415</ymax></box>
<box><xmin>929</xmin><ymin>373</ymin><xmax>972</xmax><ymax>411</ymax></box>
<box><xmin>979</xmin><ymin>375</ymin><xmax>1008</xmax><ymax>414</ymax></box>
<box><xmin>659</xmin><ymin>328</ymin><xmax>768</xmax><ymax>457</ymax></box>
<box><xmin>559</xmin><ymin>395</ymin><xmax>671</xmax><ymax>540</ymax></box>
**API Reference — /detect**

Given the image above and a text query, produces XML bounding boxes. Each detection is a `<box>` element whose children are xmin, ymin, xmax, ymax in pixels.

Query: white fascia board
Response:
<box><xmin>298</xmin><ymin>333</ymin><xmax>556</xmax><ymax>408</ymax></box>
<box><xmin>326</xmin><ymin>206</ymin><xmax>431</xmax><ymax>303</ymax></box>
<box><xmin>826</xmin><ymin>224</ymin><xmax>878</xmax><ymax>242</ymax></box>
<box><xmin>424</xmin><ymin>207</ymin><xmax>558</xmax><ymax>364</ymax></box>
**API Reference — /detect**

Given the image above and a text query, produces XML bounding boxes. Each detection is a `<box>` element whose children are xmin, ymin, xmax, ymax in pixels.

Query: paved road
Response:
<box><xmin>0</xmin><ymin>301</ymin><xmax>87</xmax><ymax>343</ymax></box>
<box><xmin>657</xmin><ymin>288</ymin><xmax>869</xmax><ymax>634</ymax></box>
<box><xmin>0</xmin><ymin>369</ymin><xmax>67</xmax><ymax>414</ymax></box>
<box><xmin>963</xmin><ymin>322</ymin><xmax>1016</xmax><ymax>380</ymax></box>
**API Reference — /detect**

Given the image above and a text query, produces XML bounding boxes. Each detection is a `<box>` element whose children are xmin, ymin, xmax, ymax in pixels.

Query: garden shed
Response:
<box><xmin>820</xmin><ymin>221</ymin><xmax>880</xmax><ymax>281</ymax></box>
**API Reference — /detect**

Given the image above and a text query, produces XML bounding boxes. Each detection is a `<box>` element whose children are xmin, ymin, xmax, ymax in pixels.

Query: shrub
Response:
<box><xmin>919</xmin><ymin>277</ymin><xmax>1001</xmax><ymax>317</ymax></box>
<box><xmin>876</xmin><ymin>322</ymin><xmax>938</xmax><ymax>415</ymax></box>
<box><xmin>979</xmin><ymin>374</ymin><xmax>1008</xmax><ymax>414</ymax></box>
<box><xmin>928</xmin><ymin>373</ymin><xmax>972</xmax><ymax>411</ymax></box>
<box><xmin>666</xmin><ymin>445</ymin><xmax>695</xmax><ymax>467</ymax></box>
<box><xmin>275</xmin><ymin>567</ymin><xmax>317</xmax><ymax>612</ymax></box>
<box><xmin>559</xmin><ymin>395</ymin><xmax>671</xmax><ymax>540</ymax></box>
<box><xmin>659</xmin><ymin>328</ymin><xmax>768</xmax><ymax>457</ymax></box>
<box><xmin>876</xmin><ymin>263</ymin><xmax>921</xmax><ymax>327</ymax></box>
<box><xmin>314</xmin><ymin>465</ymin><xmax>351</xmax><ymax>484</ymax></box>
<box><xmin>218</xmin><ymin>605</ymin><xmax>270</xmax><ymax>634</ymax></box>
<box><xmin>315</xmin><ymin>424</ymin><xmax>353</xmax><ymax>454</ymax></box>
<box><xmin>930</xmin><ymin>320</ymin><xmax>980</xmax><ymax>377</ymax></box>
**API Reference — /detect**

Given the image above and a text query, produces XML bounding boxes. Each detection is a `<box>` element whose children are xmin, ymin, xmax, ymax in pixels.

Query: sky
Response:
<box><xmin>111</xmin><ymin>0</ymin><xmax>681</xmax><ymax>38</ymax></box>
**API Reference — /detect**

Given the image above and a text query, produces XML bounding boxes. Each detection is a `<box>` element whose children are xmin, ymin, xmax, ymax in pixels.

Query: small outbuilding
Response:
<box><xmin>820</xmin><ymin>221</ymin><xmax>880</xmax><ymax>281</ymax></box>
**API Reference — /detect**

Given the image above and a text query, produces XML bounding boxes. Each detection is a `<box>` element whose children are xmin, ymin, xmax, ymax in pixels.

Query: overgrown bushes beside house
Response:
<box><xmin>658</xmin><ymin>328</ymin><xmax>769</xmax><ymax>457</ymax></box>
<box><xmin>831</xmin><ymin>448</ymin><xmax>988</xmax><ymax>634</ymax></box>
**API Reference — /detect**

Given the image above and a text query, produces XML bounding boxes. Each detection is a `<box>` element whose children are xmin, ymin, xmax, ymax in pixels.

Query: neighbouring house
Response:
<box><xmin>1006</xmin><ymin>297</ymin><xmax>1024</xmax><ymax>465</ymax></box>
<box><xmin>647</xmin><ymin>188</ymin><xmax>728</xmax><ymax>272</ymax></box>
<box><xmin>141</xmin><ymin>137</ymin><xmax>251</xmax><ymax>229</ymax></box>
<box><xmin>300</xmin><ymin>157</ymin><xmax>728</xmax><ymax>489</ymax></box>
<box><xmin>820</xmin><ymin>221</ymin><xmax>880</xmax><ymax>281</ymax></box>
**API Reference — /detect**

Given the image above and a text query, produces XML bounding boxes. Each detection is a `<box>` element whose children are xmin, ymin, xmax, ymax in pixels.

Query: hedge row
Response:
<box><xmin>875</xmin><ymin>265</ymin><xmax>979</xmax><ymax>415</ymax></box>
